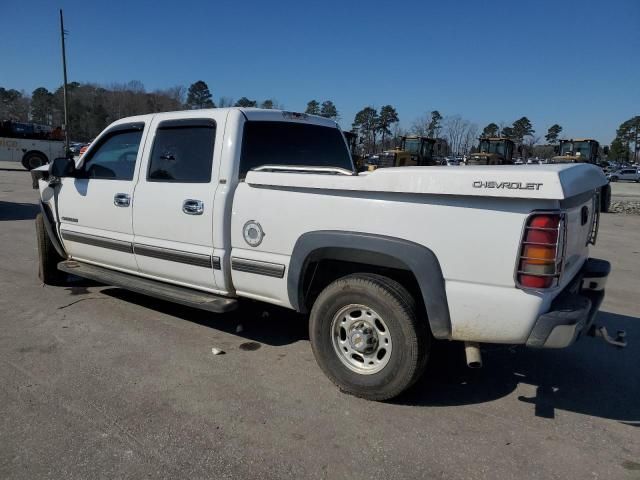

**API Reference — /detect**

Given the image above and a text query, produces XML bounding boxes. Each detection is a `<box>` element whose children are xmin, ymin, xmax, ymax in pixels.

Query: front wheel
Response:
<box><xmin>35</xmin><ymin>213</ymin><xmax>66</xmax><ymax>285</ymax></box>
<box><xmin>609</xmin><ymin>176</ymin><xmax>618</xmax><ymax>182</ymax></box>
<box><xmin>309</xmin><ymin>273</ymin><xmax>430</xmax><ymax>401</ymax></box>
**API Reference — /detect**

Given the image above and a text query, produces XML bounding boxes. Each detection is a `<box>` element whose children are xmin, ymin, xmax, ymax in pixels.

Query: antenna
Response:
<box><xmin>59</xmin><ymin>9</ymin><xmax>70</xmax><ymax>155</ymax></box>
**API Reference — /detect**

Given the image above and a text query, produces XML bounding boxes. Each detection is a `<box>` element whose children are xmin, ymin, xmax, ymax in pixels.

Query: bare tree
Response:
<box><xmin>462</xmin><ymin>123</ymin><xmax>479</xmax><ymax>155</ymax></box>
<box><xmin>218</xmin><ymin>96</ymin><xmax>234</xmax><ymax>108</ymax></box>
<box><xmin>411</xmin><ymin>114</ymin><xmax>428</xmax><ymax>136</ymax></box>
<box><xmin>443</xmin><ymin>115</ymin><xmax>478</xmax><ymax>155</ymax></box>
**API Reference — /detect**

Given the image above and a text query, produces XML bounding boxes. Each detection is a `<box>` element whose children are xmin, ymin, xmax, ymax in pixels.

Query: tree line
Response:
<box><xmin>0</xmin><ymin>80</ymin><xmax>290</xmax><ymax>141</ymax></box>
<box><xmin>1</xmin><ymin>81</ymin><xmax>636</xmax><ymax>160</ymax></box>
<box><xmin>609</xmin><ymin>116</ymin><xmax>640</xmax><ymax>162</ymax></box>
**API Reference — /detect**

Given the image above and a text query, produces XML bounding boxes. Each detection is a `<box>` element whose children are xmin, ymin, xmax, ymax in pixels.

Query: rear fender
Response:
<box><xmin>288</xmin><ymin>230</ymin><xmax>452</xmax><ymax>339</ymax></box>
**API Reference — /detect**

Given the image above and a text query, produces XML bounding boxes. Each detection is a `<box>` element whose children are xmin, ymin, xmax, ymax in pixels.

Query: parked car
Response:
<box><xmin>78</xmin><ymin>140</ymin><xmax>94</xmax><ymax>157</ymax></box>
<box><xmin>32</xmin><ymin>108</ymin><xmax>612</xmax><ymax>401</ymax></box>
<box><xmin>608</xmin><ymin>168</ymin><xmax>640</xmax><ymax>182</ymax></box>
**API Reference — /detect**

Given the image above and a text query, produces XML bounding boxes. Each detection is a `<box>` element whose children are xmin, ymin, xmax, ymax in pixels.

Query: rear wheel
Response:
<box><xmin>35</xmin><ymin>213</ymin><xmax>66</xmax><ymax>285</ymax></box>
<box><xmin>609</xmin><ymin>176</ymin><xmax>618</xmax><ymax>182</ymax></box>
<box><xmin>309</xmin><ymin>273</ymin><xmax>430</xmax><ymax>401</ymax></box>
<box><xmin>22</xmin><ymin>152</ymin><xmax>47</xmax><ymax>171</ymax></box>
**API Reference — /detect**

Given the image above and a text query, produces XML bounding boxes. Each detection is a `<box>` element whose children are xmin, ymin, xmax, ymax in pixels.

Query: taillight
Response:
<box><xmin>516</xmin><ymin>212</ymin><xmax>565</xmax><ymax>289</ymax></box>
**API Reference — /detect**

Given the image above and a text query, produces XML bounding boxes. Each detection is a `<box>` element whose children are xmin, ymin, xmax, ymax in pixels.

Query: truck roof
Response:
<box><xmin>108</xmin><ymin>108</ymin><xmax>339</xmax><ymax>129</ymax></box>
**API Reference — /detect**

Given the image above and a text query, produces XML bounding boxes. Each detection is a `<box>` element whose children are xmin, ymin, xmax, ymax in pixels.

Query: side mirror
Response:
<box><xmin>603</xmin><ymin>146</ymin><xmax>610</xmax><ymax>155</ymax></box>
<box><xmin>49</xmin><ymin>157</ymin><xmax>76</xmax><ymax>178</ymax></box>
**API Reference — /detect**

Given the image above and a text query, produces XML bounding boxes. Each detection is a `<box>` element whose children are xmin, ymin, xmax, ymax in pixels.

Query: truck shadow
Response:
<box><xmin>101</xmin><ymin>288</ymin><xmax>308</xmax><ymax>347</ymax></box>
<box><xmin>400</xmin><ymin>310</ymin><xmax>640</xmax><ymax>426</ymax></box>
<box><xmin>0</xmin><ymin>200</ymin><xmax>40</xmax><ymax>221</ymax></box>
<box><xmin>92</xmin><ymin>287</ymin><xmax>640</xmax><ymax>424</ymax></box>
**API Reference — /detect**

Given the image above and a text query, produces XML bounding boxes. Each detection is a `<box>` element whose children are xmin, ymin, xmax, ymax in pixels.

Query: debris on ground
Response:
<box><xmin>609</xmin><ymin>201</ymin><xmax>640</xmax><ymax>215</ymax></box>
<box><xmin>211</xmin><ymin>348</ymin><xmax>225</xmax><ymax>355</ymax></box>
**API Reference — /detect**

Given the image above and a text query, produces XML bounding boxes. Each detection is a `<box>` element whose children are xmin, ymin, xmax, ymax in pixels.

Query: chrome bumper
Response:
<box><xmin>526</xmin><ymin>258</ymin><xmax>610</xmax><ymax>349</ymax></box>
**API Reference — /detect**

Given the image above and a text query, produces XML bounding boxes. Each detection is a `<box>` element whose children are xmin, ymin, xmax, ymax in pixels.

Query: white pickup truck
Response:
<box><xmin>32</xmin><ymin>108</ymin><xmax>614</xmax><ymax>401</ymax></box>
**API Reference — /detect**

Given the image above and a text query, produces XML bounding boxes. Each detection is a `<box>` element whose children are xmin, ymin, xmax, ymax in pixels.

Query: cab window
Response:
<box><xmin>148</xmin><ymin>119</ymin><xmax>216</xmax><ymax>183</ymax></box>
<box><xmin>239</xmin><ymin>121</ymin><xmax>353</xmax><ymax>178</ymax></box>
<box><xmin>79</xmin><ymin>127</ymin><xmax>143</xmax><ymax>180</ymax></box>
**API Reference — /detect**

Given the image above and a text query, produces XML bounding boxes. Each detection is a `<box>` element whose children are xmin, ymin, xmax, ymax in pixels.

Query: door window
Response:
<box><xmin>148</xmin><ymin>121</ymin><xmax>216</xmax><ymax>183</ymax></box>
<box><xmin>80</xmin><ymin>128</ymin><xmax>143</xmax><ymax>180</ymax></box>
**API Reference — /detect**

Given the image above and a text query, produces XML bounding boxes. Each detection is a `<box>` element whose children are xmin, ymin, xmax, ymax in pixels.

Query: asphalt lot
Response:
<box><xmin>610</xmin><ymin>181</ymin><xmax>640</xmax><ymax>202</ymax></box>
<box><xmin>1</xmin><ymin>161</ymin><xmax>639</xmax><ymax>479</ymax></box>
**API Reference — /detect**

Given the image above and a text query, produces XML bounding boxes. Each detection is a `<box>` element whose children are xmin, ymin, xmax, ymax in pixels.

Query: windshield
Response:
<box><xmin>560</xmin><ymin>141</ymin><xmax>592</xmax><ymax>159</ymax></box>
<box><xmin>479</xmin><ymin>140</ymin><xmax>505</xmax><ymax>156</ymax></box>
<box><xmin>403</xmin><ymin>138</ymin><xmax>421</xmax><ymax>154</ymax></box>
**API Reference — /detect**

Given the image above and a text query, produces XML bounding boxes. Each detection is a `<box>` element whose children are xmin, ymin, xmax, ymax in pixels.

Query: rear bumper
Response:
<box><xmin>526</xmin><ymin>258</ymin><xmax>610</xmax><ymax>348</ymax></box>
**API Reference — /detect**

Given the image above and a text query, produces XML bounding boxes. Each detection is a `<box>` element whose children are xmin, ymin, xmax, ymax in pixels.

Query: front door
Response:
<box><xmin>132</xmin><ymin>115</ymin><xmax>223</xmax><ymax>292</ymax></box>
<box><xmin>56</xmin><ymin>122</ymin><xmax>147</xmax><ymax>272</ymax></box>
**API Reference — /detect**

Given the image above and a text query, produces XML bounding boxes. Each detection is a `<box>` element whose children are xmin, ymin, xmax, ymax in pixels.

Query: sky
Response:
<box><xmin>1</xmin><ymin>0</ymin><xmax>639</xmax><ymax>142</ymax></box>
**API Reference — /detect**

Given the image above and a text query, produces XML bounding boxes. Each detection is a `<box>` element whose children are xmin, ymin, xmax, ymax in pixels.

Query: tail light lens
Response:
<box><xmin>516</xmin><ymin>212</ymin><xmax>565</xmax><ymax>289</ymax></box>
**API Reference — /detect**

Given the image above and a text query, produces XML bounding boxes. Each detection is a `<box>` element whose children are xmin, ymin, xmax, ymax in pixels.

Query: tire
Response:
<box><xmin>609</xmin><ymin>176</ymin><xmax>618</xmax><ymax>182</ymax></box>
<box><xmin>309</xmin><ymin>273</ymin><xmax>430</xmax><ymax>401</ymax></box>
<box><xmin>35</xmin><ymin>213</ymin><xmax>66</xmax><ymax>285</ymax></box>
<box><xmin>22</xmin><ymin>152</ymin><xmax>47</xmax><ymax>171</ymax></box>
<box><xmin>600</xmin><ymin>184</ymin><xmax>611</xmax><ymax>213</ymax></box>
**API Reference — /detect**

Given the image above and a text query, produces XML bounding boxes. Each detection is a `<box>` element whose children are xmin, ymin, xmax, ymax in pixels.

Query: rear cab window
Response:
<box><xmin>239</xmin><ymin>121</ymin><xmax>353</xmax><ymax>178</ymax></box>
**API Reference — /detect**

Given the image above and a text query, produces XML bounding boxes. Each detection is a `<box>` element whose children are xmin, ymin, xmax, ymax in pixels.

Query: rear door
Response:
<box><xmin>56</xmin><ymin>122</ymin><xmax>147</xmax><ymax>272</ymax></box>
<box><xmin>132</xmin><ymin>114</ymin><xmax>224</xmax><ymax>292</ymax></box>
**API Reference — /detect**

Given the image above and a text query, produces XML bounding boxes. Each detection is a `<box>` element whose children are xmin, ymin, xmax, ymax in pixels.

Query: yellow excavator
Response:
<box><xmin>468</xmin><ymin>137</ymin><xmax>515</xmax><ymax>165</ymax></box>
<box><xmin>368</xmin><ymin>135</ymin><xmax>437</xmax><ymax>169</ymax></box>
<box><xmin>550</xmin><ymin>138</ymin><xmax>611</xmax><ymax>212</ymax></box>
<box><xmin>551</xmin><ymin>138</ymin><xmax>600</xmax><ymax>164</ymax></box>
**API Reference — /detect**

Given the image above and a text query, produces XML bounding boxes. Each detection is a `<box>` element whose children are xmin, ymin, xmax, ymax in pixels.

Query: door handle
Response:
<box><xmin>182</xmin><ymin>199</ymin><xmax>204</xmax><ymax>215</ymax></box>
<box><xmin>114</xmin><ymin>193</ymin><xmax>131</xmax><ymax>207</ymax></box>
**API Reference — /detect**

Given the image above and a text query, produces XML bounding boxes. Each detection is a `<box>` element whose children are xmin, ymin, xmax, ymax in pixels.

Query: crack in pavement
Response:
<box><xmin>57</xmin><ymin>297</ymin><xmax>110</xmax><ymax>310</ymax></box>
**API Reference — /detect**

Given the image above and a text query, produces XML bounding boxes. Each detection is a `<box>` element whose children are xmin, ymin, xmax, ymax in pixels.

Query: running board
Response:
<box><xmin>58</xmin><ymin>260</ymin><xmax>238</xmax><ymax>313</ymax></box>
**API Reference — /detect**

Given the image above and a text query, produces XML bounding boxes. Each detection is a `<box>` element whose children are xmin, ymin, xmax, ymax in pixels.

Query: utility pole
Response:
<box><xmin>59</xmin><ymin>9</ymin><xmax>70</xmax><ymax>155</ymax></box>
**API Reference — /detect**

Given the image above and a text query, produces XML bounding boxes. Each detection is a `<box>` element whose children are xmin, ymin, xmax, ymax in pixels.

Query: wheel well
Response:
<box><xmin>302</xmin><ymin>258</ymin><xmax>423</xmax><ymax>315</ymax></box>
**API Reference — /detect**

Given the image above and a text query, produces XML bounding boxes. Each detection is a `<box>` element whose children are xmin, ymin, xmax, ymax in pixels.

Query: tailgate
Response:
<box><xmin>560</xmin><ymin>191</ymin><xmax>599</xmax><ymax>286</ymax></box>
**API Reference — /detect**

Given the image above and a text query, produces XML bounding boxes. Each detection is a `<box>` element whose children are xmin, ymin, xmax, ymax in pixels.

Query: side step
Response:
<box><xmin>58</xmin><ymin>260</ymin><xmax>238</xmax><ymax>313</ymax></box>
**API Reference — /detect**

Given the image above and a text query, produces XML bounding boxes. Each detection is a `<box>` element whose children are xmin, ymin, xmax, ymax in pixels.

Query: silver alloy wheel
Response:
<box><xmin>331</xmin><ymin>304</ymin><xmax>393</xmax><ymax>375</ymax></box>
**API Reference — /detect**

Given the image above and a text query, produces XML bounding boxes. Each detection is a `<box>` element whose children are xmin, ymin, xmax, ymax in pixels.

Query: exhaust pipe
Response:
<box><xmin>464</xmin><ymin>342</ymin><xmax>482</xmax><ymax>368</ymax></box>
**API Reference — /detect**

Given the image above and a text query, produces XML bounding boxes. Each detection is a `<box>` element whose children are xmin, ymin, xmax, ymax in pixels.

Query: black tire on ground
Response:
<box><xmin>35</xmin><ymin>213</ymin><xmax>66</xmax><ymax>285</ymax></box>
<box><xmin>309</xmin><ymin>273</ymin><xmax>430</xmax><ymax>401</ymax></box>
<box><xmin>22</xmin><ymin>152</ymin><xmax>47</xmax><ymax>171</ymax></box>
<box><xmin>609</xmin><ymin>176</ymin><xmax>618</xmax><ymax>182</ymax></box>
<box><xmin>600</xmin><ymin>184</ymin><xmax>612</xmax><ymax>213</ymax></box>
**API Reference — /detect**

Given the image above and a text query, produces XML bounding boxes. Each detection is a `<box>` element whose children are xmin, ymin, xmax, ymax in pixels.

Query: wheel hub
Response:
<box><xmin>348</xmin><ymin>322</ymin><xmax>378</xmax><ymax>354</ymax></box>
<box><xmin>330</xmin><ymin>305</ymin><xmax>393</xmax><ymax>375</ymax></box>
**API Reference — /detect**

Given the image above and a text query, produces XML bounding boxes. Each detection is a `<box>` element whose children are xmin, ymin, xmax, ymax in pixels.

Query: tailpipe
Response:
<box><xmin>464</xmin><ymin>342</ymin><xmax>482</xmax><ymax>368</ymax></box>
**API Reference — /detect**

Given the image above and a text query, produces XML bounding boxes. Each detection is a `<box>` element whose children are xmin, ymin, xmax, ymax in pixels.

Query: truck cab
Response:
<box><xmin>552</xmin><ymin>139</ymin><xmax>600</xmax><ymax>164</ymax></box>
<box><xmin>551</xmin><ymin>139</ymin><xmax>612</xmax><ymax>212</ymax></box>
